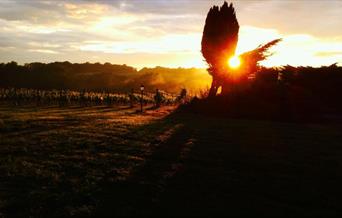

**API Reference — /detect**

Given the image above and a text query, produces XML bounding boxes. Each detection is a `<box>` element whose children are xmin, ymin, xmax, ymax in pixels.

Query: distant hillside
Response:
<box><xmin>0</xmin><ymin>62</ymin><xmax>211</xmax><ymax>94</ymax></box>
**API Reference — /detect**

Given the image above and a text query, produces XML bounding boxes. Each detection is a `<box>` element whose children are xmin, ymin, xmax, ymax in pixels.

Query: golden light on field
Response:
<box><xmin>228</xmin><ymin>56</ymin><xmax>241</xmax><ymax>69</ymax></box>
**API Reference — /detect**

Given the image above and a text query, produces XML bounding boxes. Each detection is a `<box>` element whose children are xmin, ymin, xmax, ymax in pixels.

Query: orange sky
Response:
<box><xmin>0</xmin><ymin>0</ymin><xmax>341</xmax><ymax>68</ymax></box>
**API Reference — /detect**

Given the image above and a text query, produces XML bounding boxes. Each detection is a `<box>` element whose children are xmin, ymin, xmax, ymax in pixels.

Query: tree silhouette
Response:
<box><xmin>202</xmin><ymin>1</ymin><xmax>281</xmax><ymax>97</ymax></box>
<box><xmin>238</xmin><ymin>39</ymin><xmax>282</xmax><ymax>81</ymax></box>
<box><xmin>201</xmin><ymin>1</ymin><xmax>239</xmax><ymax>97</ymax></box>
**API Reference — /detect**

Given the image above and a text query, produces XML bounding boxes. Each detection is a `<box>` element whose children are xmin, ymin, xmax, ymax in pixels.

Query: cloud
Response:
<box><xmin>79</xmin><ymin>33</ymin><xmax>200</xmax><ymax>54</ymax></box>
<box><xmin>28</xmin><ymin>49</ymin><xmax>60</xmax><ymax>54</ymax></box>
<box><xmin>261</xmin><ymin>34</ymin><xmax>342</xmax><ymax>67</ymax></box>
<box><xmin>0</xmin><ymin>0</ymin><xmax>342</xmax><ymax>68</ymax></box>
<box><xmin>236</xmin><ymin>0</ymin><xmax>342</xmax><ymax>37</ymax></box>
<box><xmin>315</xmin><ymin>51</ymin><xmax>342</xmax><ymax>57</ymax></box>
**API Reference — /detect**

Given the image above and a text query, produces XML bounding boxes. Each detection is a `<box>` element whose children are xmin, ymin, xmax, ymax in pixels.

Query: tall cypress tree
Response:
<box><xmin>201</xmin><ymin>2</ymin><xmax>281</xmax><ymax>97</ymax></box>
<box><xmin>201</xmin><ymin>1</ymin><xmax>239</xmax><ymax>97</ymax></box>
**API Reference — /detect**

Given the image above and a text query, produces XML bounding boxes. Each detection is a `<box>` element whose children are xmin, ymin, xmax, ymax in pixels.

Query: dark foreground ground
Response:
<box><xmin>0</xmin><ymin>104</ymin><xmax>342</xmax><ymax>217</ymax></box>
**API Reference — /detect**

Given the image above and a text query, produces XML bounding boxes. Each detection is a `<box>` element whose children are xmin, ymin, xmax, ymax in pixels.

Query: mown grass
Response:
<box><xmin>1</xmin><ymin>104</ymin><xmax>342</xmax><ymax>216</ymax></box>
<box><xmin>0</xmin><ymin>104</ymin><xmax>176</xmax><ymax>217</ymax></box>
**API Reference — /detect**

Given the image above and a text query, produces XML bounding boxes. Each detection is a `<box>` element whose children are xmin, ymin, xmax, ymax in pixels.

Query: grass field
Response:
<box><xmin>1</xmin><ymin>104</ymin><xmax>342</xmax><ymax>216</ymax></box>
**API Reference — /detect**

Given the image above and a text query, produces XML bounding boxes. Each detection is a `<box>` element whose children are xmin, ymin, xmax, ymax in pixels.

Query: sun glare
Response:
<box><xmin>228</xmin><ymin>56</ymin><xmax>241</xmax><ymax>69</ymax></box>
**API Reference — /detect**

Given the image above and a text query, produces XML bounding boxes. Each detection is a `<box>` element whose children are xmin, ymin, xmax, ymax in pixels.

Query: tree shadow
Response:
<box><xmin>94</xmin><ymin>110</ymin><xmax>342</xmax><ymax>216</ymax></box>
<box><xmin>94</xmin><ymin>111</ymin><xmax>192</xmax><ymax>216</ymax></box>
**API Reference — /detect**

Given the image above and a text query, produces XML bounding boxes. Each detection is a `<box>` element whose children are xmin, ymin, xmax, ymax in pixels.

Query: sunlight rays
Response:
<box><xmin>228</xmin><ymin>56</ymin><xmax>241</xmax><ymax>69</ymax></box>
<box><xmin>0</xmin><ymin>1</ymin><xmax>341</xmax><ymax>68</ymax></box>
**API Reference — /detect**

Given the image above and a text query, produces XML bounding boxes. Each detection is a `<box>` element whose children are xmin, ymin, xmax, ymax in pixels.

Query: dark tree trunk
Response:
<box><xmin>221</xmin><ymin>80</ymin><xmax>230</xmax><ymax>95</ymax></box>
<box><xmin>208</xmin><ymin>78</ymin><xmax>219</xmax><ymax>98</ymax></box>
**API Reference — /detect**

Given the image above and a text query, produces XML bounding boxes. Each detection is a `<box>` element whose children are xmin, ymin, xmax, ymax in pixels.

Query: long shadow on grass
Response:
<box><xmin>94</xmin><ymin>110</ymin><xmax>342</xmax><ymax>217</ymax></box>
<box><xmin>94</xmin><ymin>110</ymin><xmax>193</xmax><ymax>216</ymax></box>
<box><xmin>94</xmin><ymin>110</ymin><xmax>243</xmax><ymax>216</ymax></box>
<box><xmin>2</xmin><ymin>106</ymin><xmax>341</xmax><ymax>217</ymax></box>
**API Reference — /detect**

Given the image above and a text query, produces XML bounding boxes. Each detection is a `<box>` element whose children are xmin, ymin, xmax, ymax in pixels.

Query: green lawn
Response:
<box><xmin>1</xmin><ymin>104</ymin><xmax>342</xmax><ymax>216</ymax></box>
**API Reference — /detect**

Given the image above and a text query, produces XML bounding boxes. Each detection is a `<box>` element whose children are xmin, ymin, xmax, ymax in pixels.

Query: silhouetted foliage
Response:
<box><xmin>176</xmin><ymin>88</ymin><xmax>188</xmax><ymax>103</ymax></box>
<box><xmin>182</xmin><ymin>64</ymin><xmax>342</xmax><ymax>123</ymax></box>
<box><xmin>0</xmin><ymin>62</ymin><xmax>210</xmax><ymax>93</ymax></box>
<box><xmin>201</xmin><ymin>1</ymin><xmax>239</xmax><ymax>71</ymax></box>
<box><xmin>154</xmin><ymin>89</ymin><xmax>164</xmax><ymax>107</ymax></box>
<box><xmin>0</xmin><ymin>87</ymin><xmax>184</xmax><ymax>107</ymax></box>
<box><xmin>202</xmin><ymin>1</ymin><xmax>239</xmax><ymax>97</ymax></box>
<box><xmin>239</xmin><ymin>39</ymin><xmax>282</xmax><ymax>78</ymax></box>
<box><xmin>201</xmin><ymin>2</ymin><xmax>281</xmax><ymax>97</ymax></box>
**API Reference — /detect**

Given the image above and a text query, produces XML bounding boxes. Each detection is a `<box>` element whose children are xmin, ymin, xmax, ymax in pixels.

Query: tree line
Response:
<box><xmin>0</xmin><ymin>61</ymin><xmax>210</xmax><ymax>93</ymax></box>
<box><xmin>184</xmin><ymin>64</ymin><xmax>342</xmax><ymax>122</ymax></box>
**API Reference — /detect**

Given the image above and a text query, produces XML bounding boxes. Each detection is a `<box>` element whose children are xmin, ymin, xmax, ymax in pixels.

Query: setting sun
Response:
<box><xmin>228</xmin><ymin>56</ymin><xmax>241</xmax><ymax>69</ymax></box>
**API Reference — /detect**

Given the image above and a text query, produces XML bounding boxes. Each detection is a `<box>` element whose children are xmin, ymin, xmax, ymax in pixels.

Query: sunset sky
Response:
<box><xmin>0</xmin><ymin>0</ymin><xmax>341</xmax><ymax>68</ymax></box>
